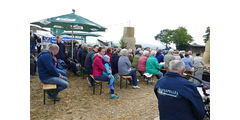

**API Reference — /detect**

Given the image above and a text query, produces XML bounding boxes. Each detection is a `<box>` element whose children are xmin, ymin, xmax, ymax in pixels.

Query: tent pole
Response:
<box><xmin>71</xmin><ymin>25</ymin><xmax>74</xmax><ymax>60</ymax></box>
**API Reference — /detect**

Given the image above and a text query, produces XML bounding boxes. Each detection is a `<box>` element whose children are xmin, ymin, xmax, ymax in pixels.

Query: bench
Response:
<box><xmin>120</xmin><ymin>76</ymin><xmax>132</xmax><ymax>89</ymax></box>
<box><xmin>43</xmin><ymin>84</ymin><xmax>57</xmax><ymax>105</ymax></box>
<box><xmin>90</xmin><ymin>75</ymin><xmax>104</xmax><ymax>95</ymax></box>
<box><xmin>143</xmin><ymin>73</ymin><xmax>154</xmax><ymax>85</ymax></box>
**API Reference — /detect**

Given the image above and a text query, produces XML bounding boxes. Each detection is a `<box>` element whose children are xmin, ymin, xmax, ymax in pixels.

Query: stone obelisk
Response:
<box><xmin>122</xmin><ymin>27</ymin><xmax>136</xmax><ymax>50</ymax></box>
<box><xmin>203</xmin><ymin>37</ymin><xmax>210</xmax><ymax>66</ymax></box>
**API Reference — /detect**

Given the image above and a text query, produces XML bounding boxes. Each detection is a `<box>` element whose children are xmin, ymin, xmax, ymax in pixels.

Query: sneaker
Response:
<box><xmin>110</xmin><ymin>94</ymin><xmax>119</xmax><ymax>99</ymax></box>
<box><xmin>132</xmin><ymin>86</ymin><xmax>140</xmax><ymax>89</ymax></box>
<box><xmin>48</xmin><ymin>96</ymin><xmax>60</xmax><ymax>101</ymax></box>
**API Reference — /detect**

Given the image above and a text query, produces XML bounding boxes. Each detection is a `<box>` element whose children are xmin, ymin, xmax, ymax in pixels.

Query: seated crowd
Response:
<box><xmin>36</xmin><ymin>35</ymin><xmax>205</xmax><ymax>101</ymax></box>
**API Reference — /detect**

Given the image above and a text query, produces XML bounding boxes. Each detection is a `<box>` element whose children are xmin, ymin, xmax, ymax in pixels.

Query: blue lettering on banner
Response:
<box><xmin>157</xmin><ymin>88</ymin><xmax>179</xmax><ymax>98</ymax></box>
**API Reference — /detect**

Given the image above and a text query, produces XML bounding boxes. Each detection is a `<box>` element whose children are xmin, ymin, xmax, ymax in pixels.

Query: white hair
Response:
<box><xmin>137</xmin><ymin>48</ymin><xmax>141</xmax><ymax>51</ymax></box>
<box><xmin>168</xmin><ymin>49</ymin><xmax>174</xmax><ymax>54</ymax></box>
<box><xmin>48</xmin><ymin>44</ymin><xmax>59</xmax><ymax>51</ymax></box>
<box><xmin>188</xmin><ymin>51</ymin><xmax>192</xmax><ymax>54</ymax></box>
<box><xmin>143</xmin><ymin>50</ymin><xmax>149</xmax><ymax>56</ymax></box>
<box><xmin>139</xmin><ymin>50</ymin><xmax>143</xmax><ymax>54</ymax></box>
<box><xmin>169</xmin><ymin>60</ymin><xmax>185</xmax><ymax>72</ymax></box>
<box><xmin>120</xmin><ymin>49</ymin><xmax>128</xmax><ymax>56</ymax></box>
<box><xmin>151</xmin><ymin>50</ymin><xmax>157</xmax><ymax>56</ymax></box>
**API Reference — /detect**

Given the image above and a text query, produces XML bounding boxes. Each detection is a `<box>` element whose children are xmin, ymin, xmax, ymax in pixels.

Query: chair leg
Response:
<box><xmin>120</xmin><ymin>77</ymin><xmax>122</xmax><ymax>89</ymax></box>
<box><xmin>53</xmin><ymin>90</ymin><xmax>56</xmax><ymax>104</ymax></box>
<box><xmin>100</xmin><ymin>83</ymin><xmax>102</xmax><ymax>95</ymax></box>
<box><xmin>43</xmin><ymin>90</ymin><xmax>46</xmax><ymax>105</ymax></box>
<box><xmin>126</xmin><ymin>79</ymin><xmax>128</xmax><ymax>88</ymax></box>
<box><xmin>93</xmin><ymin>82</ymin><xmax>95</xmax><ymax>95</ymax></box>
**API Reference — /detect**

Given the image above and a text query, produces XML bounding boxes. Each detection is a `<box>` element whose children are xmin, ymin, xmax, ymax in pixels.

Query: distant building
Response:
<box><xmin>187</xmin><ymin>43</ymin><xmax>205</xmax><ymax>54</ymax></box>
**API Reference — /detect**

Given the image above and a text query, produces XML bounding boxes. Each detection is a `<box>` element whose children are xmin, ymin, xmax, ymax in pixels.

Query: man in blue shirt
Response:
<box><xmin>181</xmin><ymin>53</ymin><xmax>193</xmax><ymax>70</ymax></box>
<box><xmin>154</xmin><ymin>60</ymin><xmax>205</xmax><ymax>120</ymax></box>
<box><xmin>37</xmin><ymin>44</ymin><xmax>69</xmax><ymax>101</ymax></box>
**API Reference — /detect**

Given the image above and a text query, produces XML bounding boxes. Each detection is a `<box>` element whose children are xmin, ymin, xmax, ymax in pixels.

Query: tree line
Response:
<box><xmin>155</xmin><ymin>26</ymin><xmax>210</xmax><ymax>50</ymax></box>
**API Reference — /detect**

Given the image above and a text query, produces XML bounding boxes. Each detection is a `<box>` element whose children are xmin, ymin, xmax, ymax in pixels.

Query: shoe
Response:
<box><xmin>132</xmin><ymin>86</ymin><xmax>140</xmax><ymax>89</ymax></box>
<box><xmin>48</xmin><ymin>96</ymin><xmax>60</xmax><ymax>101</ymax></box>
<box><xmin>137</xmin><ymin>79</ymin><xmax>139</xmax><ymax>82</ymax></box>
<box><xmin>110</xmin><ymin>94</ymin><xmax>119</xmax><ymax>99</ymax></box>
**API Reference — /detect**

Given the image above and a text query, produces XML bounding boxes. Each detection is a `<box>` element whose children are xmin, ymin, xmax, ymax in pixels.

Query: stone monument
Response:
<box><xmin>203</xmin><ymin>37</ymin><xmax>210</xmax><ymax>66</ymax></box>
<box><xmin>122</xmin><ymin>27</ymin><xmax>136</xmax><ymax>50</ymax></box>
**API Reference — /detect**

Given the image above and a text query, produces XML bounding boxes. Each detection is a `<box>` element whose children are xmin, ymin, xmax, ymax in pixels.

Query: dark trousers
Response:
<box><xmin>127</xmin><ymin>68</ymin><xmax>138</xmax><ymax>86</ymax></box>
<box><xmin>138</xmin><ymin>71</ymin><xmax>144</xmax><ymax>76</ymax></box>
<box><xmin>30</xmin><ymin>44</ymin><xmax>35</xmax><ymax>56</ymax></box>
<box><xmin>37</xmin><ymin>45</ymin><xmax>41</xmax><ymax>54</ymax></box>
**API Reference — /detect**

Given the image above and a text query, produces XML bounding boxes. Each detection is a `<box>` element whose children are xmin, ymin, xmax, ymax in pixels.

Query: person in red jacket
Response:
<box><xmin>106</xmin><ymin>47</ymin><xmax>112</xmax><ymax>63</ymax></box>
<box><xmin>93</xmin><ymin>47</ymin><xmax>119</xmax><ymax>99</ymax></box>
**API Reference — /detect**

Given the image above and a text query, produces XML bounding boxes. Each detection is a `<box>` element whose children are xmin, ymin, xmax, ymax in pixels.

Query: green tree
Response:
<box><xmin>171</xmin><ymin>27</ymin><xmax>193</xmax><ymax>50</ymax></box>
<box><xmin>119</xmin><ymin>37</ymin><xmax>126</xmax><ymax>48</ymax></box>
<box><xmin>203</xmin><ymin>26</ymin><xmax>210</xmax><ymax>43</ymax></box>
<box><xmin>154</xmin><ymin>29</ymin><xmax>173</xmax><ymax>49</ymax></box>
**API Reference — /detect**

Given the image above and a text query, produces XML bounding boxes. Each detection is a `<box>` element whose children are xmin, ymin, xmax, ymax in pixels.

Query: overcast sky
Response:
<box><xmin>29</xmin><ymin>0</ymin><xmax>211</xmax><ymax>49</ymax></box>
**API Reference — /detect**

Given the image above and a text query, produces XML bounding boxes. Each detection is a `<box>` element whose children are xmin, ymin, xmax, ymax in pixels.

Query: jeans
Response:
<box><xmin>70</xmin><ymin>61</ymin><xmax>78</xmax><ymax>75</ymax></box>
<box><xmin>43</xmin><ymin>76</ymin><xmax>69</xmax><ymax>96</ymax></box>
<box><xmin>155</xmin><ymin>72</ymin><xmax>163</xmax><ymax>79</ymax></box>
<box><xmin>127</xmin><ymin>68</ymin><xmax>138</xmax><ymax>86</ymax></box>
<box><xmin>30</xmin><ymin>44</ymin><xmax>36</xmax><ymax>56</ymax></box>
<box><xmin>57</xmin><ymin>68</ymin><xmax>67</xmax><ymax>76</ymax></box>
<box><xmin>94</xmin><ymin>75</ymin><xmax>115</xmax><ymax>94</ymax></box>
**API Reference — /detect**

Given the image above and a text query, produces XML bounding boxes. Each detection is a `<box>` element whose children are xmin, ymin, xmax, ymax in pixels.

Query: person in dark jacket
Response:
<box><xmin>77</xmin><ymin>44</ymin><xmax>82</xmax><ymax>63</ymax></box>
<box><xmin>156</xmin><ymin>50</ymin><xmax>164</xmax><ymax>63</ymax></box>
<box><xmin>55</xmin><ymin>36</ymin><xmax>79</xmax><ymax>76</ymax></box>
<box><xmin>111</xmin><ymin>48</ymin><xmax>121</xmax><ymax>75</ymax></box>
<box><xmin>30</xmin><ymin>54</ymin><xmax>36</xmax><ymax>76</ymax></box>
<box><xmin>78</xmin><ymin>45</ymin><xmax>88</xmax><ymax>67</ymax></box>
<box><xmin>30</xmin><ymin>32</ymin><xmax>37</xmax><ymax>56</ymax></box>
<box><xmin>84</xmin><ymin>45</ymin><xmax>99</xmax><ymax>86</ymax></box>
<box><xmin>37</xmin><ymin>44</ymin><xmax>69</xmax><ymax>101</ymax></box>
<box><xmin>154</xmin><ymin>60</ymin><xmax>205</xmax><ymax>120</ymax></box>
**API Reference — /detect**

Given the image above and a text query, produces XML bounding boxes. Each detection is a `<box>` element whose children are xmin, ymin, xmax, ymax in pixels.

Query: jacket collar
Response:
<box><xmin>166</xmin><ymin>72</ymin><xmax>182</xmax><ymax>77</ymax></box>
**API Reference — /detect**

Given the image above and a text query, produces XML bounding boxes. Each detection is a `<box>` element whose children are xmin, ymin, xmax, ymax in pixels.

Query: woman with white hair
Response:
<box><xmin>137</xmin><ymin>50</ymin><xmax>149</xmax><ymax>76</ymax></box>
<box><xmin>146</xmin><ymin>50</ymin><xmax>164</xmax><ymax>80</ymax></box>
<box><xmin>118</xmin><ymin>49</ymin><xmax>140</xmax><ymax>89</ymax></box>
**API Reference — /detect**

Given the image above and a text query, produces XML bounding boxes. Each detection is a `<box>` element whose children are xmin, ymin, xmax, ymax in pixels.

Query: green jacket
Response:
<box><xmin>132</xmin><ymin>54</ymin><xmax>140</xmax><ymax>69</ymax></box>
<box><xmin>146</xmin><ymin>55</ymin><xmax>163</xmax><ymax>74</ymax></box>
